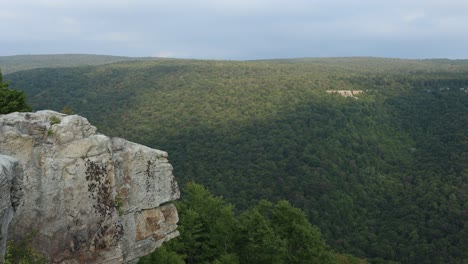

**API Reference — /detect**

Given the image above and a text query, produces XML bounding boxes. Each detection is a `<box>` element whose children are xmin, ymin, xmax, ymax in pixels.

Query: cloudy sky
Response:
<box><xmin>1</xmin><ymin>0</ymin><xmax>467</xmax><ymax>59</ymax></box>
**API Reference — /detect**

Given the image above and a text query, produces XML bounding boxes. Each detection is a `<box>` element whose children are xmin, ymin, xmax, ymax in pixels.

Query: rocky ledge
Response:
<box><xmin>0</xmin><ymin>111</ymin><xmax>180</xmax><ymax>263</ymax></box>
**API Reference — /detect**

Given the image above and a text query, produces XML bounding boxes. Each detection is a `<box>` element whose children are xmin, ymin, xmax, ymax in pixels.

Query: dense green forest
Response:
<box><xmin>138</xmin><ymin>183</ymin><xmax>361</xmax><ymax>264</ymax></box>
<box><xmin>0</xmin><ymin>54</ymin><xmax>155</xmax><ymax>74</ymax></box>
<box><xmin>4</xmin><ymin>57</ymin><xmax>468</xmax><ymax>263</ymax></box>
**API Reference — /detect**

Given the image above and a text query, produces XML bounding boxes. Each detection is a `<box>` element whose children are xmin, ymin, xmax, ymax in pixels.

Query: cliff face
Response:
<box><xmin>0</xmin><ymin>111</ymin><xmax>180</xmax><ymax>263</ymax></box>
<box><xmin>0</xmin><ymin>155</ymin><xmax>22</xmax><ymax>264</ymax></box>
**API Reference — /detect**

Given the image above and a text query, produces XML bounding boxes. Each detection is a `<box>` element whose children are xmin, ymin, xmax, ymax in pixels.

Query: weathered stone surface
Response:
<box><xmin>0</xmin><ymin>111</ymin><xmax>180</xmax><ymax>263</ymax></box>
<box><xmin>0</xmin><ymin>155</ymin><xmax>23</xmax><ymax>264</ymax></box>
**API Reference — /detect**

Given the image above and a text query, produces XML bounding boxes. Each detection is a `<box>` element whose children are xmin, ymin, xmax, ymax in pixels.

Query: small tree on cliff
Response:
<box><xmin>0</xmin><ymin>70</ymin><xmax>32</xmax><ymax>114</ymax></box>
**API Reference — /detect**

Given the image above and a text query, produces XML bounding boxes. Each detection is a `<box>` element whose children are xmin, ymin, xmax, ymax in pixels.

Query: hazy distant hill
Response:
<box><xmin>0</xmin><ymin>54</ymin><xmax>157</xmax><ymax>74</ymax></box>
<box><xmin>5</xmin><ymin>57</ymin><xmax>468</xmax><ymax>264</ymax></box>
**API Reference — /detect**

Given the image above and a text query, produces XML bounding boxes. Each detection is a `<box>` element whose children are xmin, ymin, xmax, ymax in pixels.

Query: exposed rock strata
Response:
<box><xmin>0</xmin><ymin>111</ymin><xmax>180</xmax><ymax>263</ymax></box>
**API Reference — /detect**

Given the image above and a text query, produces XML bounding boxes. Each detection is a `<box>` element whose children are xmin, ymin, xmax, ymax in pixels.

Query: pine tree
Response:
<box><xmin>0</xmin><ymin>70</ymin><xmax>32</xmax><ymax>114</ymax></box>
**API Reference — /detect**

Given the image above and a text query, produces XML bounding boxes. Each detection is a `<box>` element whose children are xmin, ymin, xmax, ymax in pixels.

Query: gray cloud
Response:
<box><xmin>0</xmin><ymin>0</ymin><xmax>467</xmax><ymax>59</ymax></box>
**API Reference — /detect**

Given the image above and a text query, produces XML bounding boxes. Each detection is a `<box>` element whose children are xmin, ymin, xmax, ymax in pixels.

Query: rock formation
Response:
<box><xmin>326</xmin><ymin>90</ymin><xmax>364</xmax><ymax>98</ymax></box>
<box><xmin>0</xmin><ymin>155</ymin><xmax>22</xmax><ymax>264</ymax></box>
<box><xmin>0</xmin><ymin>110</ymin><xmax>180</xmax><ymax>263</ymax></box>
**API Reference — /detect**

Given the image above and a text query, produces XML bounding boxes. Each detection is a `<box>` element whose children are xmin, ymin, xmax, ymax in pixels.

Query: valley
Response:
<box><xmin>2</xmin><ymin>56</ymin><xmax>467</xmax><ymax>263</ymax></box>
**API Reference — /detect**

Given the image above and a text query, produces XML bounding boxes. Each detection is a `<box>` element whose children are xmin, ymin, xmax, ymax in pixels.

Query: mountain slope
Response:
<box><xmin>0</xmin><ymin>54</ymin><xmax>156</xmax><ymax>74</ymax></box>
<box><xmin>5</xmin><ymin>57</ymin><xmax>468</xmax><ymax>263</ymax></box>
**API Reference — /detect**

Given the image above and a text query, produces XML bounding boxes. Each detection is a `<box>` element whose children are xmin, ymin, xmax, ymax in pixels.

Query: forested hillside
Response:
<box><xmin>5</xmin><ymin>57</ymin><xmax>468</xmax><ymax>263</ymax></box>
<box><xmin>0</xmin><ymin>54</ymin><xmax>155</xmax><ymax>74</ymax></box>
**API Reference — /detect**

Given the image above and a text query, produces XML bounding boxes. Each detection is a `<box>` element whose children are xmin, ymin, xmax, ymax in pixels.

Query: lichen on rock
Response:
<box><xmin>0</xmin><ymin>111</ymin><xmax>180</xmax><ymax>263</ymax></box>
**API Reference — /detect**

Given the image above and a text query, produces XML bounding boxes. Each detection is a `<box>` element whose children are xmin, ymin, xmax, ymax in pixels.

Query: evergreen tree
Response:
<box><xmin>0</xmin><ymin>70</ymin><xmax>31</xmax><ymax>114</ymax></box>
<box><xmin>140</xmin><ymin>183</ymin><xmax>344</xmax><ymax>264</ymax></box>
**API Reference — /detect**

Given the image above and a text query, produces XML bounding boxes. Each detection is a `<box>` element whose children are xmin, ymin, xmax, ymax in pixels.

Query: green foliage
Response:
<box><xmin>6</xmin><ymin>58</ymin><xmax>468</xmax><ymax>263</ymax></box>
<box><xmin>271</xmin><ymin>200</ymin><xmax>337</xmax><ymax>263</ymax></box>
<box><xmin>140</xmin><ymin>183</ymin><xmax>342</xmax><ymax>264</ymax></box>
<box><xmin>337</xmin><ymin>254</ymin><xmax>368</xmax><ymax>264</ymax></box>
<box><xmin>49</xmin><ymin>115</ymin><xmax>61</xmax><ymax>125</ymax></box>
<box><xmin>212</xmin><ymin>254</ymin><xmax>240</xmax><ymax>264</ymax></box>
<box><xmin>236</xmin><ymin>208</ymin><xmax>287</xmax><ymax>264</ymax></box>
<box><xmin>114</xmin><ymin>196</ymin><xmax>124</xmax><ymax>215</ymax></box>
<box><xmin>0</xmin><ymin>70</ymin><xmax>32</xmax><ymax>114</ymax></box>
<box><xmin>138</xmin><ymin>246</ymin><xmax>184</xmax><ymax>264</ymax></box>
<box><xmin>4</xmin><ymin>232</ymin><xmax>47</xmax><ymax>264</ymax></box>
<box><xmin>168</xmin><ymin>182</ymin><xmax>238</xmax><ymax>263</ymax></box>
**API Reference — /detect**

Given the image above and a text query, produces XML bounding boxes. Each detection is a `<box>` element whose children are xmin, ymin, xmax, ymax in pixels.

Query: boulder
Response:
<box><xmin>0</xmin><ymin>111</ymin><xmax>180</xmax><ymax>263</ymax></box>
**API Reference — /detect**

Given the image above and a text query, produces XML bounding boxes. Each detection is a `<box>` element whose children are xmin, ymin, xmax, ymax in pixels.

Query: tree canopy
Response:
<box><xmin>5</xmin><ymin>58</ymin><xmax>468</xmax><ymax>263</ymax></box>
<box><xmin>0</xmin><ymin>70</ymin><xmax>31</xmax><ymax>114</ymax></box>
<box><xmin>139</xmin><ymin>183</ymin><xmax>346</xmax><ymax>264</ymax></box>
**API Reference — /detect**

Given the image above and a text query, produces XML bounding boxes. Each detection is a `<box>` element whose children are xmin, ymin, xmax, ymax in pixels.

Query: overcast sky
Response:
<box><xmin>1</xmin><ymin>0</ymin><xmax>467</xmax><ymax>60</ymax></box>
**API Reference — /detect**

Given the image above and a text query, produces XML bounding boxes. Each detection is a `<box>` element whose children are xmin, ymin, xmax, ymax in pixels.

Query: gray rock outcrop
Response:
<box><xmin>0</xmin><ymin>111</ymin><xmax>180</xmax><ymax>263</ymax></box>
<box><xmin>0</xmin><ymin>155</ymin><xmax>22</xmax><ymax>264</ymax></box>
